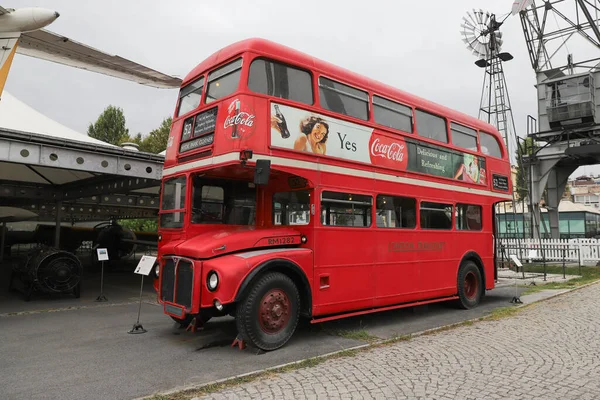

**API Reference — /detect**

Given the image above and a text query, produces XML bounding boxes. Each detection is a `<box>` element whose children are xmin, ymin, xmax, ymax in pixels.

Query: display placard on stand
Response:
<box><xmin>95</xmin><ymin>248</ymin><xmax>109</xmax><ymax>302</ymax></box>
<box><xmin>128</xmin><ymin>255</ymin><xmax>157</xmax><ymax>334</ymax></box>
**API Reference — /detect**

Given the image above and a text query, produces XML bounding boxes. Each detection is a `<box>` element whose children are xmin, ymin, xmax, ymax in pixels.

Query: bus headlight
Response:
<box><xmin>207</xmin><ymin>271</ymin><xmax>219</xmax><ymax>291</ymax></box>
<box><xmin>153</xmin><ymin>263</ymin><xmax>160</xmax><ymax>279</ymax></box>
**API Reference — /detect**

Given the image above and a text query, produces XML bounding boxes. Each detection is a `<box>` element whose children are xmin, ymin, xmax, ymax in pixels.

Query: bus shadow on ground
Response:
<box><xmin>169</xmin><ymin>286</ymin><xmax>526</xmax><ymax>353</ymax></box>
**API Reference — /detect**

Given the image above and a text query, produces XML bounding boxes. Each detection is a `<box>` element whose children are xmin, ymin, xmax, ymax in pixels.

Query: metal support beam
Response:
<box><xmin>0</xmin><ymin>222</ymin><xmax>6</xmax><ymax>262</ymax></box>
<box><xmin>0</xmin><ymin>198</ymin><xmax>159</xmax><ymax>222</ymax></box>
<box><xmin>61</xmin><ymin>176</ymin><xmax>161</xmax><ymax>200</ymax></box>
<box><xmin>54</xmin><ymin>201</ymin><xmax>62</xmax><ymax>248</ymax></box>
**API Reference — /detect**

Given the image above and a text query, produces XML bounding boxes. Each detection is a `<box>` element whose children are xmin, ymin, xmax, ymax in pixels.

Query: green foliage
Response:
<box><xmin>138</xmin><ymin>117</ymin><xmax>172</xmax><ymax>154</ymax></box>
<box><xmin>87</xmin><ymin>105</ymin><xmax>129</xmax><ymax>145</ymax></box>
<box><xmin>119</xmin><ymin>218</ymin><xmax>158</xmax><ymax>232</ymax></box>
<box><xmin>515</xmin><ymin>137</ymin><xmax>537</xmax><ymax>201</ymax></box>
<box><xmin>88</xmin><ymin>105</ymin><xmax>172</xmax><ymax>154</ymax></box>
<box><xmin>124</xmin><ymin>117</ymin><xmax>172</xmax><ymax>154</ymax></box>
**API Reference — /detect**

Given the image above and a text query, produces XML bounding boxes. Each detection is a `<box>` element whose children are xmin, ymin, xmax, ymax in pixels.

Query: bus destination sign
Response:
<box><xmin>194</xmin><ymin>107</ymin><xmax>218</xmax><ymax>137</ymax></box>
<box><xmin>492</xmin><ymin>174</ymin><xmax>509</xmax><ymax>191</ymax></box>
<box><xmin>180</xmin><ymin>133</ymin><xmax>214</xmax><ymax>153</ymax></box>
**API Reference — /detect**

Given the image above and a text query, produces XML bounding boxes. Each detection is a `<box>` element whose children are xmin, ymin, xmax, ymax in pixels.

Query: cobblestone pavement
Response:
<box><xmin>199</xmin><ymin>284</ymin><xmax>600</xmax><ymax>399</ymax></box>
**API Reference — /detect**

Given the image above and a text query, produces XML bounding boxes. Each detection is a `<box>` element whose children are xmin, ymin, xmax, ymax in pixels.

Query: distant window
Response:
<box><xmin>375</xmin><ymin>195</ymin><xmax>416</xmax><ymax>228</ymax></box>
<box><xmin>178</xmin><ymin>77</ymin><xmax>204</xmax><ymax>116</ymax></box>
<box><xmin>248</xmin><ymin>59</ymin><xmax>313</xmax><ymax>105</ymax></box>
<box><xmin>319</xmin><ymin>77</ymin><xmax>369</xmax><ymax>120</ymax></box>
<box><xmin>321</xmin><ymin>191</ymin><xmax>372</xmax><ymax>227</ymax></box>
<box><xmin>416</xmin><ymin>110</ymin><xmax>447</xmax><ymax>143</ymax></box>
<box><xmin>420</xmin><ymin>201</ymin><xmax>452</xmax><ymax>230</ymax></box>
<box><xmin>373</xmin><ymin>95</ymin><xmax>413</xmax><ymax>132</ymax></box>
<box><xmin>205</xmin><ymin>58</ymin><xmax>243</xmax><ymax>104</ymax></box>
<box><xmin>480</xmin><ymin>131</ymin><xmax>502</xmax><ymax>158</ymax></box>
<box><xmin>451</xmin><ymin>122</ymin><xmax>478</xmax><ymax>151</ymax></box>
<box><xmin>456</xmin><ymin>204</ymin><xmax>482</xmax><ymax>231</ymax></box>
<box><xmin>273</xmin><ymin>190</ymin><xmax>311</xmax><ymax>225</ymax></box>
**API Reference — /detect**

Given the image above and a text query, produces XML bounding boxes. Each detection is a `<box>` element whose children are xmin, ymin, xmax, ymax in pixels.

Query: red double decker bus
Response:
<box><xmin>154</xmin><ymin>38</ymin><xmax>513</xmax><ymax>351</ymax></box>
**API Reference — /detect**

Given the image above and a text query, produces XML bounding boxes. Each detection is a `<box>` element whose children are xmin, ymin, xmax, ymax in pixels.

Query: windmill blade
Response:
<box><xmin>482</xmin><ymin>12</ymin><xmax>490</xmax><ymax>27</ymax></box>
<box><xmin>511</xmin><ymin>0</ymin><xmax>534</xmax><ymax>15</ymax></box>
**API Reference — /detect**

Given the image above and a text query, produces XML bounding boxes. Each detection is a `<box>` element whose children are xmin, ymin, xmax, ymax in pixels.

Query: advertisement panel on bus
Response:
<box><xmin>270</xmin><ymin>102</ymin><xmax>487</xmax><ymax>186</ymax></box>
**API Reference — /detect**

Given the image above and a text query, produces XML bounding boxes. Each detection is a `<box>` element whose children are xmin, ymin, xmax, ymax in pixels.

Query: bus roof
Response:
<box><xmin>183</xmin><ymin>38</ymin><xmax>504</xmax><ymax>146</ymax></box>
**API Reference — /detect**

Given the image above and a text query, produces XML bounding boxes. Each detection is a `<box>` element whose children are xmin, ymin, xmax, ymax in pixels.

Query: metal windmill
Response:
<box><xmin>461</xmin><ymin>9</ymin><xmax>526</xmax><ymax>246</ymax></box>
<box><xmin>461</xmin><ymin>9</ymin><xmax>518</xmax><ymax>163</ymax></box>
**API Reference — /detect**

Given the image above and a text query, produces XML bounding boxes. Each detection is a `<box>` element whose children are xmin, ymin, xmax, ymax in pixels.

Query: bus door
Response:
<box><xmin>312</xmin><ymin>189</ymin><xmax>375</xmax><ymax>316</ymax></box>
<box><xmin>417</xmin><ymin>201</ymin><xmax>457</xmax><ymax>297</ymax></box>
<box><xmin>372</xmin><ymin>195</ymin><xmax>421</xmax><ymax>307</ymax></box>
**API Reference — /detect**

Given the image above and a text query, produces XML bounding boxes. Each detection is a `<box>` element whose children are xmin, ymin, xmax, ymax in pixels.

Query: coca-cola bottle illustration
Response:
<box><xmin>274</xmin><ymin>105</ymin><xmax>290</xmax><ymax>138</ymax></box>
<box><xmin>230</xmin><ymin>100</ymin><xmax>240</xmax><ymax>139</ymax></box>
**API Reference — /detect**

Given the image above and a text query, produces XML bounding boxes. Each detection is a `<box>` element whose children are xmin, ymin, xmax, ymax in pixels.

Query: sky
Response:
<box><xmin>4</xmin><ymin>0</ymin><xmax>599</xmax><ymax>176</ymax></box>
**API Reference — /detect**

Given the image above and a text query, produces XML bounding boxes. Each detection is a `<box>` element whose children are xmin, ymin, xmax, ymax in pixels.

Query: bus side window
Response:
<box><xmin>450</xmin><ymin>122</ymin><xmax>478</xmax><ymax>151</ymax></box>
<box><xmin>373</xmin><ymin>95</ymin><xmax>413</xmax><ymax>133</ymax></box>
<box><xmin>479</xmin><ymin>131</ymin><xmax>502</xmax><ymax>158</ymax></box>
<box><xmin>376</xmin><ymin>195</ymin><xmax>416</xmax><ymax>228</ymax></box>
<box><xmin>416</xmin><ymin>110</ymin><xmax>448</xmax><ymax>143</ymax></box>
<box><xmin>318</xmin><ymin>77</ymin><xmax>369</xmax><ymax>121</ymax></box>
<box><xmin>420</xmin><ymin>201</ymin><xmax>453</xmax><ymax>230</ymax></box>
<box><xmin>456</xmin><ymin>204</ymin><xmax>482</xmax><ymax>231</ymax></box>
<box><xmin>320</xmin><ymin>191</ymin><xmax>372</xmax><ymax>227</ymax></box>
<box><xmin>248</xmin><ymin>59</ymin><xmax>313</xmax><ymax>105</ymax></box>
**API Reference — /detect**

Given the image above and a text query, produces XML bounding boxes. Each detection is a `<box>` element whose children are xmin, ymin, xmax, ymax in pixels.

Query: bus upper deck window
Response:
<box><xmin>248</xmin><ymin>59</ymin><xmax>313</xmax><ymax>105</ymax></box>
<box><xmin>205</xmin><ymin>58</ymin><xmax>243</xmax><ymax>104</ymax></box>
<box><xmin>480</xmin><ymin>131</ymin><xmax>502</xmax><ymax>158</ymax></box>
<box><xmin>178</xmin><ymin>77</ymin><xmax>205</xmax><ymax>117</ymax></box>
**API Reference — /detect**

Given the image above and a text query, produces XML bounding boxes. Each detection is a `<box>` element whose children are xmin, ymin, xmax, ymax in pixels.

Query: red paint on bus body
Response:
<box><xmin>153</xmin><ymin>38</ymin><xmax>513</xmax><ymax>350</ymax></box>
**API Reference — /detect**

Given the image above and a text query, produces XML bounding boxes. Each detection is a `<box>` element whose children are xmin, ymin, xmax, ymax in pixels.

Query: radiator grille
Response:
<box><xmin>175</xmin><ymin>260</ymin><xmax>193</xmax><ymax>308</ymax></box>
<box><xmin>160</xmin><ymin>258</ymin><xmax>175</xmax><ymax>303</ymax></box>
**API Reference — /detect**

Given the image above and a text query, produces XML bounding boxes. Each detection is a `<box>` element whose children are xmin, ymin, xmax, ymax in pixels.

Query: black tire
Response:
<box><xmin>236</xmin><ymin>272</ymin><xmax>300</xmax><ymax>351</ymax></box>
<box><xmin>456</xmin><ymin>261</ymin><xmax>483</xmax><ymax>310</ymax></box>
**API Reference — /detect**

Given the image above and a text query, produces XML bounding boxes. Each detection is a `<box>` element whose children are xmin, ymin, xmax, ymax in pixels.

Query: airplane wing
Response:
<box><xmin>16</xmin><ymin>29</ymin><xmax>182</xmax><ymax>89</ymax></box>
<box><xmin>0</xmin><ymin>6</ymin><xmax>10</xmax><ymax>15</ymax></box>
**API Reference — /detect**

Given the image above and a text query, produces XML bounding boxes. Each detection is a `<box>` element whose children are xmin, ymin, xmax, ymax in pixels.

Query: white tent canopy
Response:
<box><xmin>0</xmin><ymin>91</ymin><xmax>113</xmax><ymax>147</ymax></box>
<box><xmin>0</xmin><ymin>92</ymin><xmax>164</xmax><ymax>223</ymax></box>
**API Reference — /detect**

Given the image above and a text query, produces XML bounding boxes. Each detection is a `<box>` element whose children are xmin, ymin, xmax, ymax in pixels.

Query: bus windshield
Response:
<box><xmin>160</xmin><ymin>176</ymin><xmax>186</xmax><ymax>228</ymax></box>
<box><xmin>191</xmin><ymin>176</ymin><xmax>256</xmax><ymax>225</ymax></box>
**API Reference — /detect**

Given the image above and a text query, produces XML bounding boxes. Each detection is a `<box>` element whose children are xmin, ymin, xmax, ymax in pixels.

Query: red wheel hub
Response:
<box><xmin>464</xmin><ymin>271</ymin><xmax>478</xmax><ymax>299</ymax></box>
<box><xmin>258</xmin><ymin>289</ymin><xmax>290</xmax><ymax>334</ymax></box>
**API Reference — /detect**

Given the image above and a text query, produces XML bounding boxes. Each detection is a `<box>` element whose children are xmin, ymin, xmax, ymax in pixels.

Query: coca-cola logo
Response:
<box><xmin>369</xmin><ymin>134</ymin><xmax>408</xmax><ymax>170</ymax></box>
<box><xmin>224</xmin><ymin>99</ymin><xmax>256</xmax><ymax>140</ymax></box>
<box><xmin>224</xmin><ymin>113</ymin><xmax>255</xmax><ymax>128</ymax></box>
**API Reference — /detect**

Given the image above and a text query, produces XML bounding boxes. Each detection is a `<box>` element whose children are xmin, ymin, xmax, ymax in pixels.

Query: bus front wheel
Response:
<box><xmin>236</xmin><ymin>271</ymin><xmax>300</xmax><ymax>351</ymax></box>
<box><xmin>456</xmin><ymin>261</ymin><xmax>483</xmax><ymax>309</ymax></box>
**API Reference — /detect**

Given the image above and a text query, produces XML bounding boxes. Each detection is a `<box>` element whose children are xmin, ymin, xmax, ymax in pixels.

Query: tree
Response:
<box><xmin>123</xmin><ymin>117</ymin><xmax>172</xmax><ymax>154</ymax></box>
<box><xmin>87</xmin><ymin>106</ymin><xmax>129</xmax><ymax>145</ymax></box>
<box><xmin>515</xmin><ymin>137</ymin><xmax>537</xmax><ymax>201</ymax></box>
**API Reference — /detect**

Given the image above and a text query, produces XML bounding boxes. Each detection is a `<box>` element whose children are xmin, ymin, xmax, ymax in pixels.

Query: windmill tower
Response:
<box><xmin>461</xmin><ymin>10</ymin><xmax>519</xmax><ymax>164</ymax></box>
<box><xmin>461</xmin><ymin>10</ymin><xmax>525</xmax><ymax>242</ymax></box>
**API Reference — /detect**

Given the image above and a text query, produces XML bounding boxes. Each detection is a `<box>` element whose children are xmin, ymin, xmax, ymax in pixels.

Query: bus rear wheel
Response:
<box><xmin>236</xmin><ymin>271</ymin><xmax>300</xmax><ymax>351</ymax></box>
<box><xmin>456</xmin><ymin>261</ymin><xmax>483</xmax><ymax>309</ymax></box>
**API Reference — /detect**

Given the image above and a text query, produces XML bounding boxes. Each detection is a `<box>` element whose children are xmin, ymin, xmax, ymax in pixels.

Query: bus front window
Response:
<box><xmin>191</xmin><ymin>176</ymin><xmax>256</xmax><ymax>225</ymax></box>
<box><xmin>160</xmin><ymin>176</ymin><xmax>186</xmax><ymax>228</ymax></box>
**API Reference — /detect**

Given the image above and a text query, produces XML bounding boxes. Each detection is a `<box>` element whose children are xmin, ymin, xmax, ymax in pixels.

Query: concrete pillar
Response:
<box><xmin>545</xmin><ymin>165</ymin><xmax>576</xmax><ymax>239</ymax></box>
<box><xmin>54</xmin><ymin>201</ymin><xmax>62</xmax><ymax>248</ymax></box>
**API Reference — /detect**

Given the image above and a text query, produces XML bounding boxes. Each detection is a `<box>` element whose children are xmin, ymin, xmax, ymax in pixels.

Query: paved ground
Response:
<box><xmin>0</xmin><ymin>256</ymin><xmax>543</xmax><ymax>400</ymax></box>
<box><xmin>196</xmin><ymin>283</ymin><xmax>600</xmax><ymax>400</ymax></box>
